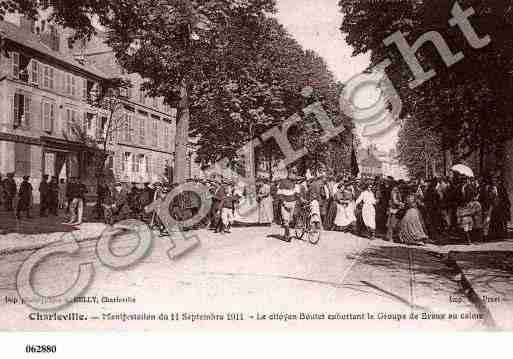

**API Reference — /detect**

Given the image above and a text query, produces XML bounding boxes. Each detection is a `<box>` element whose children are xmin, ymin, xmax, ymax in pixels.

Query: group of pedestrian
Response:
<box><xmin>0</xmin><ymin>172</ymin><xmax>89</xmax><ymax>225</ymax></box>
<box><xmin>368</xmin><ymin>172</ymin><xmax>511</xmax><ymax>245</ymax></box>
<box><xmin>0</xmin><ymin>173</ymin><xmax>34</xmax><ymax>219</ymax></box>
<box><xmin>222</xmin><ymin>168</ymin><xmax>511</xmax><ymax>245</ymax></box>
<box><xmin>104</xmin><ymin>181</ymin><xmax>155</xmax><ymax>224</ymax></box>
<box><xmin>38</xmin><ymin>175</ymin><xmax>60</xmax><ymax>217</ymax></box>
<box><xmin>3</xmin><ymin>166</ymin><xmax>508</xmax><ymax>247</ymax></box>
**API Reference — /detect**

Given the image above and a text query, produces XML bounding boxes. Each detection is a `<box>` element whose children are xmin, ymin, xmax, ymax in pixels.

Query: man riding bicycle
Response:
<box><xmin>277</xmin><ymin>172</ymin><xmax>300</xmax><ymax>242</ymax></box>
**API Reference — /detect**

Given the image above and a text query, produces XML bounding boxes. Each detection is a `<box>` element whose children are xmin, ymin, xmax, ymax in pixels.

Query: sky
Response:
<box><xmin>274</xmin><ymin>0</ymin><xmax>399</xmax><ymax>151</ymax></box>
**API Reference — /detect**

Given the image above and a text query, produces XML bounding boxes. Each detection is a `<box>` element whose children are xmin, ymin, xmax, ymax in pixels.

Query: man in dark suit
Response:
<box><xmin>17</xmin><ymin>176</ymin><xmax>33</xmax><ymax>219</ymax></box>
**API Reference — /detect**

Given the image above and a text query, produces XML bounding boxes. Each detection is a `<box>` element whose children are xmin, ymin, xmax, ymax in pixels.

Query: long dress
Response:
<box><xmin>334</xmin><ymin>190</ymin><xmax>356</xmax><ymax>228</ymax></box>
<box><xmin>257</xmin><ymin>183</ymin><xmax>273</xmax><ymax>224</ymax></box>
<box><xmin>233</xmin><ymin>182</ymin><xmax>259</xmax><ymax>224</ymax></box>
<box><xmin>399</xmin><ymin>207</ymin><xmax>428</xmax><ymax>244</ymax></box>
<box><xmin>356</xmin><ymin>190</ymin><xmax>376</xmax><ymax>230</ymax></box>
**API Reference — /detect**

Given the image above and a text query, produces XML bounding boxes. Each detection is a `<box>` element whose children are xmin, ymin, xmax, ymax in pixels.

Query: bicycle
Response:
<box><xmin>293</xmin><ymin>200</ymin><xmax>321</xmax><ymax>245</ymax></box>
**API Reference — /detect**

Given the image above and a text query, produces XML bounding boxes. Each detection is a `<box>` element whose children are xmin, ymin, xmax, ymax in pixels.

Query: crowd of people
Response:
<box><xmin>0</xmin><ymin>173</ymin><xmax>89</xmax><ymax>224</ymax></box>
<box><xmin>1</xmin><ymin>169</ymin><xmax>511</xmax><ymax>247</ymax></box>
<box><xmin>268</xmin><ymin>170</ymin><xmax>511</xmax><ymax>245</ymax></box>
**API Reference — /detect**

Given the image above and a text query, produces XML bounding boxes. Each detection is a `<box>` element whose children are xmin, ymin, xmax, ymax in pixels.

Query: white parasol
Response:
<box><xmin>451</xmin><ymin>164</ymin><xmax>474</xmax><ymax>178</ymax></box>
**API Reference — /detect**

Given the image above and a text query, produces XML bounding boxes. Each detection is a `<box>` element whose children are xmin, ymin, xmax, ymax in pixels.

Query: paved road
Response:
<box><xmin>1</xmin><ymin>223</ymin><xmax>500</xmax><ymax>331</ymax></box>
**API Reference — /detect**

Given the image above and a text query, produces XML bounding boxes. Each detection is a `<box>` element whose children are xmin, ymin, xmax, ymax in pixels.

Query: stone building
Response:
<box><xmin>0</xmin><ymin>15</ymin><xmax>176</xmax><ymax>202</ymax></box>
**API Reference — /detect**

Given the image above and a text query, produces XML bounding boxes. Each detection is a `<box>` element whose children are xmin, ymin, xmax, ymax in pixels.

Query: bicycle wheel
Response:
<box><xmin>308</xmin><ymin>223</ymin><xmax>321</xmax><ymax>245</ymax></box>
<box><xmin>294</xmin><ymin>213</ymin><xmax>306</xmax><ymax>240</ymax></box>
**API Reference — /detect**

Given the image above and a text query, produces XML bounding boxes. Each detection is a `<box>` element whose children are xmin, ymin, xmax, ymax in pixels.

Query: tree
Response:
<box><xmin>2</xmin><ymin>0</ymin><xmax>353</xmax><ymax>181</ymax></box>
<box><xmin>1</xmin><ymin>0</ymin><xmax>276</xmax><ymax>184</ymax></box>
<box><xmin>339</xmin><ymin>0</ymin><xmax>513</xmax><ymax>175</ymax></box>
<box><xmin>64</xmin><ymin>78</ymin><xmax>130</xmax><ymax>182</ymax></box>
<box><xmin>397</xmin><ymin>116</ymin><xmax>443</xmax><ymax>179</ymax></box>
<box><xmin>189</xmin><ymin>17</ymin><xmax>349</xmax><ymax>178</ymax></box>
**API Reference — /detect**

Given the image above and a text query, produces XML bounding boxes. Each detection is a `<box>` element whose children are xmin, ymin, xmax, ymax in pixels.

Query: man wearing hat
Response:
<box><xmin>3</xmin><ymin>172</ymin><xmax>17</xmax><ymax>212</ymax></box>
<box><xmin>101</xmin><ymin>181</ymin><xmax>125</xmax><ymax>224</ymax></box>
<box><xmin>215</xmin><ymin>179</ymin><xmax>237</xmax><ymax>234</ymax></box>
<box><xmin>67</xmin><ymin>177</ymin><xmax>88</xmax><ymax>225</ymax></box>
<box><xmin>309</xmin><ymin>174</ymin><xmax>329</xmax><ymax>226</ymax></box>
<box><xmin>139</xmin><ymin>182</ymin><xmax>155</xmax><ymax>221</ymax></box>
<box><xmin>277</xmin><ymin>170</ymin><xmax>300</xmax><ymax>241</ymax></box>
<box><xmin>16</xmin><ymin>176</ymin><xmax>33</xmax><ymax>219</ymax></box>
<box><xmin>38</xmin><ymin>174</ymin><xmax>49</xmax><ymax>217</ymax></box>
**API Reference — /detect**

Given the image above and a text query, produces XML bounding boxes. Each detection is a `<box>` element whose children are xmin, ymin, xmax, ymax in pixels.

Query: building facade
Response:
<box><xmin>74</xmin><ymin>32</ymin><xmax>178</xmax><ymax>185</ymax></box>
<box><xmin>357</xmin><ymin>145</ymin><xmax>408</xmax><ymax>180</ymax></box>
<box><xmin>0</xmin><ymin>16</ymin><xmax>176</xmax><ymax>202</ymax></box>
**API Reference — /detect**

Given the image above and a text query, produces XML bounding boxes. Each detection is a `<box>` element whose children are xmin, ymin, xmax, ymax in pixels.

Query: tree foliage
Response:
<box><xmin>1</xmin><ymin>0</ymin><xmax>352</xmax><ymax>179</ymax></box>
<box><xmin>396</xmin><ymin>116</ymin><xmax>443</xmax><ymax>179</ymax></box>
<box><xmin>339</xmin><ymin>0</ymin><xmax>513</xmax><ymax>174</ymax></box>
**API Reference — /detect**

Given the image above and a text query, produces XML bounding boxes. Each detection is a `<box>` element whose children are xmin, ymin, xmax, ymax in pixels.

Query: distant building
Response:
<box><xmin>359</xmin><ymin>154</ymin><xmax>383</xmax><ymax>178</ymax></box>
<box><xmin>357</xmin><ymin>145</ymin><xmax>408</xmax><ymax>180</ymax></box>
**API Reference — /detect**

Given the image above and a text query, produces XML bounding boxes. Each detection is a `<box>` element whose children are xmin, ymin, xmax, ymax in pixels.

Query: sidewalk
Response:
<box><xmin>449</xmin><ymin>249</ymin><xmax>513</xmax><ymax>329</ymax></box>
<box><xmin>0</xmin><ymin>205</ymin><xmax>106</xmax><ymax>255</ymax></box>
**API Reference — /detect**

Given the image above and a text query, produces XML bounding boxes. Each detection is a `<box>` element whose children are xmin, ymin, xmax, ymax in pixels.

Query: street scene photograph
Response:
<box><xmin>0</xmin><ymin>0</ymin><xmax>512</xmax><ymax>339</ymax></box>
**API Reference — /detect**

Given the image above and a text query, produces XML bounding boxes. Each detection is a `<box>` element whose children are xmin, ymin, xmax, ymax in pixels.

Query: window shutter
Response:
<box><xmin>82</xmin><ymin>78</ymin><xmax>87</xmax><ymax>101</ymax></box>
<box><xmin>13</xmin><ymin>94</ymin><xmax>20</xmax><ymax>127</ymax></box>
<box><xmin>82</xmin><ymin>112</ymin><xmax>88</xmax><ymax>132</ymax></box>
<box><xmin>38</xmin><ymin>62</ymin><xmax>43</xmax><ymax>86</ymax></box>
<box><xmin>50</xmin><ymin>103</ymin><xmax>55</xmax><ymax>132</ymax></box>
<box><xmin>77</xmin><ymin>77</ymin><xmax>82</xmax><ymax>99</ymax></box>
<box><xmin>41</xmin><ymin>101</ymin><xmax>46</xmax><ymax>131</ymax></box>
<box><xmin>24</xmin><ymin>95</ymin><xmax>31</xmax><ymax>127</ymax></box>
<box><xmin>54</xmin><ymin>70</ymin><xmax>60</xmax><ymax>92</ymax></box>
<box><xmin>66</xmin><ymin>109</ymin><xmax>71</xmax><ymax>137</ymax></box>
<box><xmin>66</xmin><ymin>74</ymin><xmax>70</xmax><ymax>94</ymax></box>
<box><xmin>12</xmin><ymin>52</ymin><xmax>20</xmax><ymax>78</ymax></box>
<box><xmin>59</xmin><ymin>70</ymin><xmax>65</xmax><ymax>93</ymax></box>
<box><xmin>30</xmin><ymin>60</ymin><xmax>39</xmax><ymax>85</ymax></box>
<box><xmin>128</xmin><ymin>115</ymin><xmax>132</xmax><ymax>142</ymax></box>
<box><xmin>94</xmin><ymin>115</ymin><xmax>100</xmax><ymax>139</ymax></box>
<box><xmin>146</xmin><ymin>154</ymin><xmax>151</xmax><ymax>176</ymax></box>
<box><xmin>42</xmin><ymin>102</ymin><xmax>51</xmax><ymax>132</ymax></box>
<box><xmin>114</xmin><ymin>151</ymin><xmax>122</xmax><ymax>176</ymax></box>
<box><xmin>49</xmin><ymin>67</ymin><xmax>54</xmax><ymax>89</ymax></box>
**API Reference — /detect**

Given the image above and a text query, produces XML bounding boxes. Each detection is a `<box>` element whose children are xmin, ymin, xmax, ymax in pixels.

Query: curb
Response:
<box><xmin>443</xmin><ymin>251</ymin><xmax>498</xmax><ymax>330</ymax></box>
<box><xmin>0</xmin><ymin>235</ymin><xmax>100</xmax><ymax>257</ymax></box>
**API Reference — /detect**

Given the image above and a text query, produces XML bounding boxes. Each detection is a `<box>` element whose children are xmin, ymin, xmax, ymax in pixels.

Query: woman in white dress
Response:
<box><xmin>257</xmin><ymin>179</ymin><xmax>273</xmax><ymax>225</ymax></box>
<box><xmin>333</xmin><ymin>184</ymin><xmax>356</xmax><ymax>232</ymax></box>
<box><xmin>355</xmin><ymin>183</ymin><xmax>377</xmax><ymax>238</ymax></box>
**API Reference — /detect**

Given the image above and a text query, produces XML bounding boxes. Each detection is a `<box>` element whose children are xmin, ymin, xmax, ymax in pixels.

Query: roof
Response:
<box><xmin>0</xmin><ymin>20</ymin><xmax>108</xmax><ymax>79</ymax></box>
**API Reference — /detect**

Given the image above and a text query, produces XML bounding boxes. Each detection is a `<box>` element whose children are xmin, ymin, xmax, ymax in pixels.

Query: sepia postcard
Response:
<box><xmin>0</xmin><ymin>0</ymin><xmax>512</xmax><ymax>340</ymax></box>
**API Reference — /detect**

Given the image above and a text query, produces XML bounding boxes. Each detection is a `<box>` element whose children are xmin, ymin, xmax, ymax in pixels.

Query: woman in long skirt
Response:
<box><xmin>257</xmin><ymin>179</ymin><xmax>273</xmax><ymax>225</ymax></box>
<box><xmin>399</xmin><ymin>194</ymin><xmax>429</xmax><ymax>245</ymax></box>
<box><xmin>355</xmin><ymin>183</ymin><xmax>376</xmax><ymax>238</ymax></box>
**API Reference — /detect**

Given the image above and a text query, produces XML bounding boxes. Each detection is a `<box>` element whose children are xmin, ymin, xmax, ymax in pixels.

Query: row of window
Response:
<box><xmin>120</xmin><ymin>152</ymin><xmax>170</xmax><ymax>178</ymax></box>
<box><xmin>120</xmin><ymin>114</ymin><xmax>173</xmax><ymax>150</ymax></box>
<box><xmin>13</xmin><ymin>92</ymin><xmax>173</xmax><ymax>152</ymax></box>
<box><xmin>120</xmin><ymin>85</ymin><xmax>173</xmax><ymax>114</ymax></box>
<box><xmin>12</xmin><ymin>51</ymin><xmax>98</xmax><ymax>101</ymax></box>
<box><xmin>12</xmin><ymin>51</ymin><xmax>176</xmax><ymax>118</ymax></box>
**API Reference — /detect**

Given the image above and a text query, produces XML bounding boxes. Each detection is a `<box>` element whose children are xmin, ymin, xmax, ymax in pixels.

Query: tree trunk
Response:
<box><xmin>268</xmin><ymin>156</ymin><xmax>273</xmax><ymax>181</ymax></box>
<box><xmin>174</xmin><ymin>77</ymin><xmax>190</xmax><ymax>184</ymax></box>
